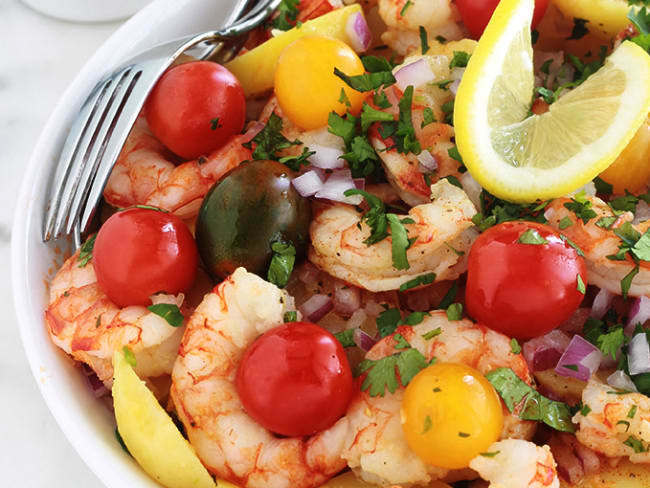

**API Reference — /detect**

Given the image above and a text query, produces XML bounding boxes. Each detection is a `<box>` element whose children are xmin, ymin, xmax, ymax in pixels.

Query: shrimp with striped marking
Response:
<box><xmin>545</xmin><ymin>196</ymin><xmax>650</xmax><ymax>298</ymax></box>
<box><xmin>572</xmin><ymin>377</ymin><xmax>650</xmax><ymax>463</ymax></box>
<box><xmin>308</xmin><ymin>179</ymin><xmax>479</xmax><ymax>292</ymax></box>
<box><xmin>103</xmin><ymin>116</ymin><xmax>259</xmax><ymax>219</ymax></box>
<box><xmin>44</xmin><ymin>250</ymin><xmax>186</xmax><ymax>387</ymax></box>
<box><xmin>341</xmin><ymin>311</ymin><xmax>537</xmax><ymax>486</ymax></box>
<box><xmin>469</xmin><ymin>439</ymin><xmax>559</xmax><ymax>488</ymax></box>
<box><xmin>170</xmin><ymin>268</ymin><xmax>350</xmax><ymax>488</ymax></box>
<box><xmin>377</xmin><ymin>0</ymin><xmax>463</xmax><ymax>56</ymax></box>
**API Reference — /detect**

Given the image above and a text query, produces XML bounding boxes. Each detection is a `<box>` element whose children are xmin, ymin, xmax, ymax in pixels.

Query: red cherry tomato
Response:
<box><xmin>465</xmin><ymin>221</ymin><xmax>586</xmax><ymax>340</ymax></box>
<box><xmin>236</xmin><ymin>321</ymin><xmax>354</xmax><ymax>437</ymax></box>
<box><xmin>455</xmin><ymin>0</ymin><xmax>550</xmax><ymax>39</ymax></box>
<box><xmin>93</xmin><ymin>207</ymin><xmax>198</xmax><ymax>307</ymax></box>
<box><xmin>145</xmin><ymin>61</ymin><xmax>246</xmax><ymax>160</ymax></box>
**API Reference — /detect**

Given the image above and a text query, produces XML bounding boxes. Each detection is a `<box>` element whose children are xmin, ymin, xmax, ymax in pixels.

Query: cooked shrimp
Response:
<box><xmin>44</xmin><ymin>251</ymin><xmax>185</xmax><ymax>387</ymax></box>
<box><xmin>170</xmin><ymin>268</ymin><xmax>349</xmax><ymax>488</ymax></box>
<box><xmin>469</xmin><ymin>439</ymin><xmax>559</xmax><ymax>488</ymax></box>
<box><xmin>377</xmin><ymin>0</ymin><xmax>463</xmax><ymax>55</ymax></box>
<box><xmin>308</xmin><ymin>179</ymin><xmax>478</xmax><ymax>292</ymax></box>
<box><xmin>545</xmin><ymin>197</ymin><xmax>650</xmax><ymax>297</ymax></box>
<box><xmin>573</xmin><ymin>377</ymin><xmax>650</xmax><ymax>463</ymax></box>
<box><xmin>370</xmin><ymin>43</ymin><xmax>477</xmax><ymax>206</ymax></box>
<box><xmin>342</xmin><ymin>311</ymin><xmax>537</xmax><ymax>486</ymax></box>
<box><xmin>103</xmin><ymin>116</ymin><xmax>258</xmax><ymax>219</ymax></box>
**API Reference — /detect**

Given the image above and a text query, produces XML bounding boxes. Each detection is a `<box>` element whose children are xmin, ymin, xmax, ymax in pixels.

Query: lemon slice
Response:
<box><xmin>454</xmin><ymin>0</ymin><xmax>650</xmax><ymax>202</ymax></box>
<box><xmin>112</xmin><ymin>351</ymin><xmax>232</xmax><ymax>488</ymax></box>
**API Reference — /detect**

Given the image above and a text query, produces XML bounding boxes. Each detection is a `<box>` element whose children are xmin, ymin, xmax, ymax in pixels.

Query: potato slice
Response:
<box><xmin>560</xmin><ymin>459</ymin><xmax>650</xmax><ymax>487</ymax></box>
<box><xmin>112</xmin><ymin>351</ymin><xmax>233</xmax><ymax>488</ymax></box>
<box><xmin>225</xmin><ymin>4</ymin><xmax>363</xmax><ymax>96</ymax></box>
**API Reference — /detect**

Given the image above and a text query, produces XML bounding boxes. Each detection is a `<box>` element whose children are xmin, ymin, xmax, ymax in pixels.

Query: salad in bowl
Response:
<box><xmin>27</xmin><ymin>0</ymin><xmax>650</xmax><ymax>486</ymax></box>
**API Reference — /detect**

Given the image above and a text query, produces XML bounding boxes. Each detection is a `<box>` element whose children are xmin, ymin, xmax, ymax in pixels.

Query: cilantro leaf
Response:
<box><xmin>345</xmin><ymin>189</ymin><xmax>388</xmax><ymax>245</ymax></box>
<box><xmin>373</xmin><ymin>90</ymin><xmax>392</xmax><ymax>109</ymax></box>
<box><xmin>362</xmin><ymin>55</ymin><xmax>395</xmax><ymax>72</ymax></box>
<box><xmin>209</xmin><ymin>118</ymin><xmax>221</xmax><ymax>130</ymax></box>
<box><xmin>387</xmin><ymin>213</ymin><xmax>411</xmax><ymax>270</ymax></box>
<box><xmin>438</xmin><ymin>281</ymin><xmax>458</xmax><ymax>309</ymax></box>
<box><xmin>147</xmin><ymin>303</ymin><xmax>184</xmax><ymax>327</ymax></box>
<box><xmin>357</xmin><ymin>347</ymin><xmax>428</xmax><ymax>396</ymax></box>
<box><xmin>399</xmin><ymin>272</ymin><xmax>436</xmax><ymax>292</ymax></box>
<box><xmin>629</xmin><ymin>7</ymin><xmax>650</xmax><ymax>35</ymax></box>
<box><xmin>394</xmin><ymin>333</ymin><xmax>410</xmax><ymax>349</ymax></box>
<box><xmin>449</xmin><ymin>51</ymin><xmax>471</xmax><ymax>69</ymax></box>
<box><xmin>361</xmin><ymin>103</ymin><xmax>394</xmax><ymax>131</ymax></box>
<box><xmin>278</xmin><ymin>146</ymin><xmax>314</xmax><ymax>171</ymax></box>
<box><xmin>77</xmin><ymin>234</ymin><xmax>96</xmax><ymax>268</ymax></box>
<box><xmin>443</xmin><ymin>175</ymin><xmax>462</xmax><ymax>188</ymax></box>
<box><xmin>564</xmin><ymin>195</ymin><xmax>597</xmax><ymax>224</ymax></box>
<box><xmin>334</xmin><ymin>329</ymin><xmax>356</xmax><ymax>348</ymax></box>
<box><xmin>377</xmin><ymin>308</ymin><xmax>402</xmax><ymax>337</ymax></box>
<box><xmin>446</xmin><ymin>303</ymin><xmax>463</xmax><ymax>321</ymax></box>
<box><xmin>422</xmin><ymin>327</ymin><xmax>442</xmax><ymax>340</ymax></box>
<box><xmin>394</xmin><ymin>86</ymin><xmax>421</xmax><ymax>155</ymax></box>
<box><xmin>597</xmin><ymin>326</ymin><xmax>626</xmax><ymax>359</ymax></box>
<box><xmin>624</xmin><ymin>435</ymin><xmax>648</xmax><ymax>453</ymax></box>
<box><xmin>510</xmin><ymin>338</ymin><xmax>522</xmax><ymax>355</ymax></box>
<box><xmin>621</xmin><ymin>265</ymin><xmax>640</xmax><ymax>299</ymax></box>
<box><xmin>593</xmin><ymin>176</ymin><xmax>613</xmax><ymax>195</ymax></box>
<box><xmin>421</xmin><ymin>107</ymin><xmax>436</xmax><ymax>127</ymax></box>
<box><xmin>517</xmin><ymin>228</ymin><xmax>549</xmax><ymax>245</ymax></box>
<box><xmin>559</xmin><ymin>216</ymin><xmax>573</xmax><ymax>229</ymax></box>
<box><xmin>577</xmin><ymin>274</ymin><xmax>586</xmax><ymax>294</ymax></box>
<box><xmin>632</xmin><ymin>229</ymin><xmax>650</xmax><ymax>261</ymax></box>
<box><xmin>284</xmin><ymin>311</ymin><xmax>297</xmax><ymax>323</ymax></box>
<box><xmin>419</xmin><ymin>26</ymin><xmax>430</xmax><ymax>54</ymax></box>
<box><xmin>400</xmin><ymin>0</ymin><xmax>412</xmax><ymax>15</ymax></box>
<box><xmin>535</xmin><ymin>86</ymin><xmax>556</xmax><ymax>104</ymax></box>
<box><xmin>244</xmin><ymin>112</ymin><xmax>301</xmax><ymax>160</ymax></box>
<box><xmin>122</xmin><ymin>346</ymin><xmax>137</xmax><ymax>367</ymax></box>
<box><xmin>486</xmin><ymin>368</ymin><xmax>575</xmax><ymax>433</ymax></box>
<box><xmin>328</xmin><ymin>112</ymin><xmax>356</xmax><ymax>146</ymax></box>
<box><xmin>271</xmin><ymin>0</ymin><xmax>300</xmax><ymax>30</ymax></box>
<box><xmin>334</xmin><ymin>67</ymin><xmax>396</xmax><ymax>92</ymax></box>
<box><xmin>267</xmin><ymin>240</ymin><xmax>296</xmax><ymax>288</ymax></box>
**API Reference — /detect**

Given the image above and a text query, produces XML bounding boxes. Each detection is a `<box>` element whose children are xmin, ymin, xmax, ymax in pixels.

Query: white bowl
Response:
<box><xmin>20</xmin><ymin>0</ymin><xmax>152</xmax><ymax>23</ymax></box>
<box><xmin>12</xmin><ymin>1</ymin><xmax>243</xmax><ymax>486</ymax></box>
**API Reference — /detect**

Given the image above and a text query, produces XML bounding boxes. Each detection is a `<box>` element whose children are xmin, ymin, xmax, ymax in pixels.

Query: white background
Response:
<box><xmin>1</xmin><ymin>1</ymin><xmax>123</xmax><ymax>485</ymax></box>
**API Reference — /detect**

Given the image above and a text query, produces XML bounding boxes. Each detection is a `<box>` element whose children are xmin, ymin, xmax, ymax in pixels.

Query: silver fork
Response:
<box><xmin>43</xmin><ymin>0</ymin><xmax>281</xmax><ymax>246</ymax></box>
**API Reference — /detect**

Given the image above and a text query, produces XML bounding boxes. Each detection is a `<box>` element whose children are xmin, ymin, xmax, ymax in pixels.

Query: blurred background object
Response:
<box><xmin>20</xmin><ymin>0</ymin><xmax>151</xmax><ymax>22</ymax></box>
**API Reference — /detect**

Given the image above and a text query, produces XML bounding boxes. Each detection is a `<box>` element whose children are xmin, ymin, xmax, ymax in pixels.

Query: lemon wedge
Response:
<box><xmin>112</xmin><ymin>351</ymin><xmax>230</xmax><ymax>488</ymax></box>
<box><xmin>454</xmin><ymin>0</ymin><xmax>650</xmax><ymax>202</ymax></box>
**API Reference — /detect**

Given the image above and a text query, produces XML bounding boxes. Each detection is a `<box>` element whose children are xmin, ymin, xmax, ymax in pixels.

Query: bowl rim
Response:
<box><xmin>11</xmin><ymin>1</ymin><xmax>241</xmax><ymax>486</ymax></box>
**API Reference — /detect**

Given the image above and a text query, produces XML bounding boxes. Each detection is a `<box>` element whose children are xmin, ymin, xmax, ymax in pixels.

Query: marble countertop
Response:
<box><xmin>1</xmin><ymin>1</ymin><xmax>124</xmax><ymax>485</ymax></box>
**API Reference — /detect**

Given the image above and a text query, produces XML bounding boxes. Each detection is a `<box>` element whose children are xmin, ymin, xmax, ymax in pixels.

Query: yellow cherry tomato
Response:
<box><xmin>274</xmin><ymin>36</ymin><xmax>365</xmax><ymax>130</ymax></box>
<box><xmin>598</xmin><ymin>117</ymin><xmax>650</xmax><ymax>195</ymax></box>
<box><xmin>401</xmin><ymin>362</ymin><xmax>503</xmax><ymax>470</ymax></box>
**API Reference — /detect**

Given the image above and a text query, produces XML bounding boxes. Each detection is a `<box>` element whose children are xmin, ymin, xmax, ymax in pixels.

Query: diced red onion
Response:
<box><xmin>607</xmin><ymin>370</ymin><xmax>638</xmax><ymax>392</ymax></box>
<box><xmin>299</xmin><ymin>294</ymin><xmax>333</xmax><ymax>322</ymax></box>
<box><xmin>315</xmin><ymin>170</ymin><xmax>362</xmax><ymax>204</ymax></box>
<box><xmin>333</xmin><ymin>282</ymin><xmax>362</xmax><ymax>316</ymax></box>
<box><xmin>628</xmin><ymin>332</ymin><xmax>650</xmax><ymax>375</ymax></box>
<box><xmin>345</xmin><ymin>12</ymin><xmax>372</xmax><ymax>53</ymax></box>
<box><xmin>81</xmin><ymin>364</ymin><xmax>110</xmax><ymax>398</ymax></box>
<box><xmin>394</xmin><ymin>58</ymin><xmax>435</xmax><ymax>92</ymax></box>
<box><xmin>353</xmin><ymin>178</ymin><xmax>365</xmax><ymax>190</ymax></box>
<box><xmin>626</xmin><ymin>296</ymin><xmax>650</xmax><ymax>335</ymax></box>
<box><xmin>354</xmin><ymin>328</ymin><xmax>378</xmax><ymax>351</ymax></box>
<box><xmin>416</xmin><ymin>149</ymin><xmax>437</xmax><ymax>171</ymax></box>
<box><xmin>634</xmin><ymin>200</ymin><xmax>650</xmax><ymax>225</ymax></box>
<box><xmin>298</xmin><ymin>261</ymin><xmax>319</xmax><ymax>284</ymax></box>
<box><xmin>555</xmin><ymin>335</ymin><xmax>602</xmax><ymax>382</ymax></box>
<box><xmin>449</xmin><ymin>79</ymin><xmax>461</xmax><ymax>96</ymax></box>
<box><xmin>523</xmin><ymin>330</ymin><xmax>570</xmax><ymax>372</ymax></box>
<box><xmin>574</xmin><ymin>443</ymin><xmax>600</xmax><ymax>476</ymax></box>
<box><xmin>292</xmin><ymin>170</ymin><xmax>324</xmax><ymax>197</ymax></box>
<box><xmin>460</xmin><ymin>172</ymin><xmax>482</xmax><ymax>209</ymax></box>
<box><xmin>364</xmin><ymin>300</ymin><xmax>385</xmax><ymax>317</ymax></box>
<box><xmin>558</xmin><ymin>307</ymin><xmax>591</xmax><ymax>334</ymax></box>
<box><xmin>591</xmin><ymin>288</ymin><xmax>614</xmax><ymax>319</ymax></box>
<box><xmin>308</xmin><ymin>144</ymin><xmax>345</xmax><ymax>170</ymax></box>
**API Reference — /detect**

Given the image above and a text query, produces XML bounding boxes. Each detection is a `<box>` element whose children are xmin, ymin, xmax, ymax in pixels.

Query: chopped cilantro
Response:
<box><xmin>580</xmin><ymin>403</ymin><xmax>592</xmax><ymax>416</ymax></box>
<box><xmin>480</xmin><ymin>451</ymin><xmax>500</xmax><ymax>458</ymax></box>
<box><xmin>517</xmin><ymin>228</ymin><xmax>549</xmax><ymax>245</ymax></box>
<box><xmin>596</xmin><ymin>216</ymin><xmax>616</xmax><ymax>229</ymax></box>
<box><xmin>446</xmin><ymin>303</ymin><xmax>463</xmax><ymax>321</ymax></box>
<box><xmin>244</xmin><ymin>112</ymin><xmax>301</xmax><ymax>160</ymax></box>
<box><xmin>421</xmin><ymin>415</ymin><xmax>432</xmax><ymax>434</ymax></box>
<box><xmin>535</xmin><ymin>86</ymin><xmax>556</xmax><ymax>104</ymax></box>
<box><xmin>345</xmin><ymin>189</ymin><xmax>388</xmax><ymax>244</ymax></box>
<box><xmin>628</xmin><ymin>405</ymin><xmax>638</xmax><ymax>418</ymax></box>
<box><xmin>419</xmin><ymin>26</ymin><xmax>430</xmax><ymax>54</ymax></box>
<box><xmin>458</xmin><ymin>432</ymin><xmax>470</xmax><ymax>438</ymax></box>
<box><xmin>283</xmin><ymin>311</ymin><xmax>297</xmax><ymax>323</ymax></box>
<box><xmin>443</xmin><ymin>175</ymin><xmax>462</xmax><ymax>189</ymax></box>
<box><xmin>563</xmin><ymin>365</ymin><xmax>579</xmax><ymax>371</ymax></box>
<box><xmin>564</xmin><ymin>194</ymin><xmax>597</xmax><ymax>224</ymax></box>
<box><xmin>400</xmin><ymin>0</ymin><xmax>413</xmax><ymax>16</ymax></box>
<box><xmin>267</xmin><ymin>240</ymin><xmax>296</xmax><ymax>288</ymax></box>
<box><xmin>593</xmin><ymin>176</ymin><xmax>613</xmax><ymax>195</ymax></box>
<box><xmin>388</xmin><ymin>215</ymin><xmax>412</xmax><ymax>270</ymax></box>
<box><xmin>362</xmin><ymin>55</ymin><xmax>395</xmax><ymax>73</ymax></box>
<box><xmin>123</xmin><ymin>346</ymin><xmax>137</xmax><ymax>367</ymax></box>
<box><xmin>335</xmin><ymin>329</ymin><xmax>356</xmax><ymax>348</ymax></box>
<box><xmin>559</xmin><ymin>216</ymin><xmax>573</xmax><ymax>229</ymax></box>
<box><xmin>147</xmin><ymin>303</ymin><xmax>184</xmax><ymax>327</ymax></box>
<box><xmin>610</xmin><ymin>194</ymin><xmax>639</xmax><ymax>213</ymax></box>
<box><xmin>621</xmin><ymin>265</ymin><xmax>640</xmax><ymax>299</ymax></box>
<box><xmin>577</xmin><ymin>274</ymin><xmax>586</xmax><ymax>294</ymax></box>
<box><xmin>486</xmin><ymin>368</ymin><xmax>575</xmax><ymax>432</ymax></box>
<box><xmin>624</xmin><ymin>435</ymin><xmax>648</xmax><ymax>453</ymax></box>
<box><xmin>618</xmin><ymin>420</ymin><xmax>632</xmax><ymax>431</ymax></box>
<box><xmin>334</xmin><ymin>67</ymin><xmax>396</xmax><ymax>92</ymax></box>
<box><xmin>421</xmin><ymin>107</ymin><xmax>436</xmax><ymax>127</ymax></box>
<box><xmin>271</xmin><ymin>0</ymin><xmax>300</xmax><ymax>30</ymax></box>
<box><xmin>393</xmin><ymin>86</ymin><xmax>421</xmax><ymax>154</ymax></box>
<box><xmin>77</xmin><ymin>234</ymin><xmax>96</xmax><ymax>268</ymax></box>
<box><xmin>338</xmin><ymin>88</ymin><xmax>351</xmax><ymax>107</ymax></box>
<box><xmin>432</xmin><ymin>79</ymin><xmax>453</xmax><ymax>89</ymax></box>
<box><xmin>399</xmin><ymin>272</ymin><xmax>436</xmax><ymax>292</ymax></box>
<box><xmin>394</xmin><ymin>333</ymin><xmax>410</xmax><ymax>349</ymax></box>
<box><xmin>435</xmin><ymin>35</ymin><xmax>447</xmax><ymax>43</ymax></box>
<box><xmin>568</xmin><ymin>18</ymin><xmax>590</xmax><ymax>40</ymax></box>
<box><xmin>597</xmin><ymin>326</ymin><xmax>626</xmax><ymax>359</ymax></box>
<box><xmin>278</xmin><ymin>146</ymin><xmax>314</xmax><ymax>171</ymax></box>
<box><xmin>438</xmin><ymin>282</ymin><xmax>458</xmax><ymax>309</ymax></box>
<box><xmin>441</xmin><ymin>99</ymin><xmax>454</xmax><ymax>124</ymax></box>
<box><xmin>361</xmin><ymin>103</ymin><xmax>394</xmax><ymax>131</ymax></box>
<box><xmin>510</xmin><ymin>338</ymin><xmax>522</xmax><ymax>355</ymax></box>
<box><xmin>448</xmin><ymin>146</ymin><xmax>464</xmax><ymax>164</ymax></box>
<box><xmin>373</xmin><ymin>90</ymin><xmax>392</xmax><ymax>109</ymax></box>
<box><xmin>444</xmin><ymin>241</ymin><xmax>465</xmax><ymax>256</ymax></box>
<box><xmin>209</xmin><ymin>118</ymin><xmax>221</xmax><ymax>130</ymax></box>
<box><xmin>449</xmin><ymin>51</ymin><xmax>471</xmax><ymax>69</ymax></box>
<box><xmin>422</xmin><ymin>327</ymin><xmax>442</xmax><ymax>340</ymax></box>
<box><xmin>377</xmin><ymin>308</ymin><xmax>403</xmax><ymax>337</ymax></box>
<box><xmin>356</xmin><ymin>347</ymin><xmax>429</xmax><ymax>396</ymax></box>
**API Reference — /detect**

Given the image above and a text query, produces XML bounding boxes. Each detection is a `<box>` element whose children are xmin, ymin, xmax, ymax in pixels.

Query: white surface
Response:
<box><xmin>20</xmin><ymin>0</ymin><xmax>151</xmax><ymax>22</ymax></box>
<box><xmin>1</xmin><ymin>1</ymin><xmax>119</xmax><ymax>485</ymax></box>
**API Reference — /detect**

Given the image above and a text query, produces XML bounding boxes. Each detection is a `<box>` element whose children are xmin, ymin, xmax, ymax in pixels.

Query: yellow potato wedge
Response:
<box><xmin>550</xmin><ymin>0</ymin><xmax>633</xmax><ymax>39</ymax></box>
<box><xmin>321</xmin><ymin>471</ymin><xmax>452</xmax><ymax>488</ymax></box>
<box><xmin>112</xmin><ymin>351</ymin><xmax>233</xmax><ymax>488</ymax></box>
<box><xmin>225</xmin><ymin>4</ymin><xmax>363</xmax><ymax>96</ymax></box>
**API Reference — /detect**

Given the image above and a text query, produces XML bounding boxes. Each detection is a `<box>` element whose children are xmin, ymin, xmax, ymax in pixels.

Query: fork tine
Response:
<box><xmin>79</xmin><ymin>67</ymin><xmax>164</xmax><ymax>233</ymax></box>
<box><xmin>65</xmin><ymin>68</ymin><xmax>142</xmax><ymax>235</ymax></box>
<box><xmin>42</xmin><ymin>79</ymin><xmax>113</xmax><ymax>241</ymax></box>
<box><xmin>51</xmin><ymin>66</ymin><xmax>133</xmax><ymax>240</ymax></box>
